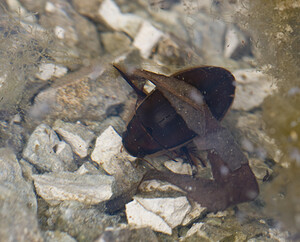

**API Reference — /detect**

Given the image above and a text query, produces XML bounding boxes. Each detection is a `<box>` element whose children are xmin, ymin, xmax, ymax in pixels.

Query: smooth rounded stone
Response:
<box><xmin>72</xmin><ymin>0</ymin><xmax>103</xmax><ymax>20</ymax></box>
<box><xmin>91</xmin><ymin>126</ymin><xmax>136</xmax><ymax>175</ymax></box>
<box><xmin>22</xmin><ymin>124</ymin><xmax>75</xmax><ymax>172</ymax></box>
<box><xmin>101</xmin><ymin>31</ymin><xmax>131</xmax><ymax>54</ymax></box>
<box><xmin>125</xmin><ymin>199</ymin><xmax>172</xmax><ymax>235</ymax></box>
<box><xmin>5</xmin><ymin>0</ymin><xmax>36</xmax><ymax>22</ymax></box>
<box><xmin>43</xmin><ymin>201</ymin><xmax>120</xmax><ymax>242</ymax></box>
<box><xmin>164</xmin><ymin>158</ymin><xmax>193</xmax><ymax>175</ymax></box>
<box><xmin>33</xmin><ymin>172</ymin><xmax>114</xmax><ymax>205</ymax></box>
<box><xmin>43</xmin><ymin>231</ymin><xmax>76</xmax><ymax>242</ymax></box>
<box><xmin>0</xmin><ymin>148</ymin><xmax>42</xmax><ymax>242</ymax></box>
<box><xmin>96</xmin><ymin>227</ymin><xmax>158</xmax><ymax>242</ymax></box>
<box><xmin>133</xmin><ymin>21</ymin><xmax>164</xmax><ymax>58</ymax></box>
<box><xmin>232</xmin><ymin>69</ymin><xmax>276</xmax><ymax>111</ymax></box>
<box><xmin>134</xmin><ymin>196</ymin><xmax>191</xmax><ymax>228</ymax></box>
<box><xmin>40</xmin><ymin>0</ymin><xmax>101</xmax><ymax>58</ymax></box>
<box><xmin>30</xmin><ymin>62</ymin><xmax>132</xmax><ymax>122</ymax></box>
<box><xmin>97</xmin><ymin>0</ymin><xmax>143</xmax><ymax>37</ymax></box>
<box><xmin>53</xmin><ymin>120</ymin><xmax>95</xmax><ymax>158</ymax></box>
<box><xmin>36</xmin><ymin>63</ymin><xmax>68</xmax><ymax>81</ymax></box>
<box><xmin>19</xmin><ymin>0</ymin><xmax>46</xmax><ymax>13</ymax></box>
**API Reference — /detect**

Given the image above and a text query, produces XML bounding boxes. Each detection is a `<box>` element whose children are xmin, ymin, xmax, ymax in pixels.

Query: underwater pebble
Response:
<box><xmin>41</xmin><ymin>0</ymin><xmax>101</xmax><ymax>57</ymax></box>
<box><xmin>33</xmin><ymin>172</ymin><xmax>114</xmax><ymax>205</ymax></box>
<box><xmin>232</xmin><ymin>69</ymin><xmax>276</xmax><ymax>111</ymax></box>
<box><xmin>53</xmin><ymin>120</ymin><xmax>95</xmax><ymax>158</ymax></box>
<box><xmin>133</xmin><ymin>21</ymin><xmax>164</xmax><ymax>58</ymax></box>
<box><xmin>75</xmin><ymin>162</ymin><xmax>99</xmax><ymax>175</ymax></box>
<box><xmin>182</xmin><ymin>201</ymin><xmax>207</xmax><ymax>226</ymax></box>
<box><xmin>98</xmin><ymin>0</ymin><xmax>143</xmax><ymax>37</ymax></box>
<box><xmin>91</xmin><ymin>126</ymin><xmax>136</xmax><ymax>175</ymax></box>
<box><xmin>101</xmin><ymin>31</ymin><xmax>131</xmax><ymax>54</ymax></box>
<box><xmin>134</xmin><ymin>196</ymin><xmax>191</xmax><ymax>229</ymax></box>
<box><xmin>22</xmin><ymin>124</ymin><xmax>75</xmax><ymax>172</ymax></box>
<box><xmin>42</xmin><ymin>230</ymin><xmax>76</xmax><ymax>242</ymax></box>
<box><xmin>126</xmin><ymin>199</ymin><xmax>172</xmax><ymax>235</ymax></box>
<box><xmin>0</xmin><ymin>148</ymin><xmax>42</xmax><ymax>241</ymax></box>
<box><xmin>96</xmin><ymin>226</ymin><xmax>158</xmax><ymax>242</ymax></box>
<box><xmin>44</xmin><ymin>201</ymin><xmax>120</xmax><ymax>241</ymax></box>
<box><xmin>164</xmin><ymin>158</ymin><xmax>193</xmax><ymax>175</ymax></box>
<box><xmin>249</xmin><ymin>158</ymin><xmax>273</xmax><ymax>180</ymax></box>
<box><xmin>36</xmin><ymin>63</ymin><xmax>68</xmax><ymax>81</ymax></box>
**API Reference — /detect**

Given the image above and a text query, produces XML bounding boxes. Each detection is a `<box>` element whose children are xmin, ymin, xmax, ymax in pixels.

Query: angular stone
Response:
<box><xmin>134</xmin><ymin>196</ymin><xmax>191</xmax><ymax>228</ymax></box>
<box><xmin>164</xmin><ymin>158</ymin><xmax>193</xmax><ymax>175</ymax></box>
<box><xmin>0</xmin><ymin>148</ymin><xmax>42</xmax><ymax>241</ymax></box>
<box><xmin>133</xmin><ymin>21</ymin><xmax>164</xmax><ymax>58</ymax></box>
<box><xmin>91</xmin><ymin>126</ymin><xmax>136</xmax><ymax>175</ymax></box>
<box><xmin>53</xmin><ymin>120</ymin><xmax>95</xmax><ymax>158</ymax></box>
<box><xmin>36</xmin><ymin>63</ymin><xmax>68</xmax><ymax>81</ymax></box>
<box><xmin>97</xmin><ymin>0</ymin><xmax>143</xmax><ymax>37</ymax></box>
<box><xmin>232</xmin><ymin>69</ymin><xmax>276</xmax><ymax>111</ymax></box>
<box><xmin>33</xmin><ymin>172</ymin><xmax>114</xmax><ymax>205</ymax></box>
<box><xmin>126</xmin><ymin>199</ymin><xmax>172</xmax><ymax>235</ymax></box>
<box><xmin>22</xmin><ymin>124</ymin><xmax>75</xmax><ymax>172</ymax></box>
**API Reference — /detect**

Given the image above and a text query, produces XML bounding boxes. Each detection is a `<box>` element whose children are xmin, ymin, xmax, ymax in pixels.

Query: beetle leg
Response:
<box><xmin>180</xmin><ymin>146</ymin><xmax>198</xmax><ymax>176</ymax></box>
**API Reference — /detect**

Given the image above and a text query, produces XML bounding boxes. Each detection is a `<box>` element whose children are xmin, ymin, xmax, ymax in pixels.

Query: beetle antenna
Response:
<box><xmin>113</xmin><ymin>64</ymin><xmax>147</xmax><ymax>98</ymax></box>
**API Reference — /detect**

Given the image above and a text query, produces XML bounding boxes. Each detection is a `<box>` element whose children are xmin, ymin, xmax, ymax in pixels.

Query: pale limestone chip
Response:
<box><xmin>125</xmin><ymin>200</ymin><xmax>172</xmax><ymax>235</ymax></box>
<box><xmin>134</xmin><ymin>196</ymin><xmax>191</xmax><ymax>229</ymax></box>
<box><xmin>33</xmin><ymin>172</ymin><xmax>114</xmax><ymax>205</ymax></box>
<box><xmin>133</xmin><ymin>21</ymin><xmax>164</xmax><ymax>58</ymax></box>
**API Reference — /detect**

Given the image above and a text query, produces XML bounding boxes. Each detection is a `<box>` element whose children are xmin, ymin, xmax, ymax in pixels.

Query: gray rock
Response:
<box><xmin>85</xmin><ymin>115</ymin><xmax>126</xmax><ymax>135</ymax></box>
<box><xmin>23</xmin><ymin>124</ymin><xmax>75</xmax><ymax>172</ymax></box>
<box><xmin>91</xmin><ymin>126</ymin><xmax>144</xmax><ymax>207</ymax></box>
<box><xmin>91</xmin><ymin>126</ymin><xmax>136</xmax><ymax>175</ymax></box>
<box><xmin>75</xmin><ymin>162</ymin><xmax>99</xmax><ymax>175</ymax></box>
<box><xmin>0</xmin><ymin>148</ymin><xmax>42</xmax><ymax>242</ymax></box>
<box><xmin>72</xmin><ymin>0</ymin><xmax>103</xmax><ymax>20</ymax></box>
<box><xmin>96</xmin><ymin>227</ymin><xmax>158</xmax><ymax>242</ymax></box>
<box><xmin>133</xmin><ymin>21</ymin><xmax>164</xmax><ymax>58</ymax></box>
<box><xmin>36</xmin><ymin>63</ymin><xmax>68</xmax><ymax>81</ymax></box>
<box><xmin>101</xmin><ymin>31</ymin><xmax>131</xmax><ymax>55</ymax></box>
<box><xmin>126</xmin><ymin>196</ymin><xmax>191</xmax><ymax>235</ymax></box>
<box><xmin>53</xmin><ymin>120</ymin><xmax>95</xmax><ymax>158</ymax></box>
<box><xmin>33</xmin><ymin>171</ymin><xmax>114</xmax><ymax>205</ymax></box>
<box><xmin>224</xmin><ymin>25</ymin><xmax>250</xmax><ymax>59</ymax></box>
<box><xmin>232</xmin><ymin>69</ymin><xmax>276</xmax><ymax>111</ymax></box>
<box><xmin>43</xmin><ymin>231</ymin><xmax>76</xmax><ymax>242</ymax></box>
<box><xmin>43</xmin><ymin>201</ymin><xmax>119</xmax><ymax>242</ymax></box>
<box><xmin>30</xmin><ymin>62</ymin><xmax>132</xmax><ymax>122</ymax></box>
<box><xmin>40</xmin><ymin>0</ymin><xmax>101</xmax><ymax>58</ymax></box>
<box><xmin>97</xmin><ymin>0</ymin><xmax>143</xmax><ymax>38</ymax></box>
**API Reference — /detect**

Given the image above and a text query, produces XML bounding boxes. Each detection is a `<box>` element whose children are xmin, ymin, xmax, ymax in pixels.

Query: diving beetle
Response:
<box><xmin>113</xmin><ymin>64</ymin><xmax>259</xmax><ymax>212</ymax></box>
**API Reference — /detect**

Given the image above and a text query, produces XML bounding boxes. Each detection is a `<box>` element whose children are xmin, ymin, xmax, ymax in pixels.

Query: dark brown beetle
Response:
<box><xmin>113</xmin><ymin>64</ymin><xmax>259</xmax><ymax>212</ymax></box>
<box><xmin>116</xmin><ymin>65</ymin><xmax>235</xmax><ymax>158</ymax></box>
